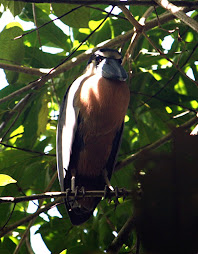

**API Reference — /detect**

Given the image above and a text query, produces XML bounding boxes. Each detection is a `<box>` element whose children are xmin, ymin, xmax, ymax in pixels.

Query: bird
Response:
<box><xmin>56</xmin><ymin>48</ymin><xmax>130</xmax><ymax>225</ymax></box>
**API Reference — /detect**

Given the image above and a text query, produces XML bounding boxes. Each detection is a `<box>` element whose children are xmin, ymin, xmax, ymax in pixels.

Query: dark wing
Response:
<box><xmin>106</xmin><ymin>122</ymin><xmax>124</xmax><ymax>180</ymax></box>
<box><xmin>63</xmin><ymin>122</ymin><xmax>124</xmax><ymax>225</ymax></box>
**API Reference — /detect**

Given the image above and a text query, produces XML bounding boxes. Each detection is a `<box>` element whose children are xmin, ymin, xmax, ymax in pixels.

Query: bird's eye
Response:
<box><xmin>95</xmin><ymin>55</ymin><xmax>104</xmax><ymax>64</ymax></box>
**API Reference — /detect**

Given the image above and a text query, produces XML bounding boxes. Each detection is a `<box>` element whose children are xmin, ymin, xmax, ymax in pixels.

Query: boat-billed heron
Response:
<box><xmin>56</xmin><ymin>48</ymin><xmax>130</xmax><ymax>225</ymax></box>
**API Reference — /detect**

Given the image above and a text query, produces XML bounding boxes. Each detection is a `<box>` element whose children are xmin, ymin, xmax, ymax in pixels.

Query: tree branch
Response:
<box><xmin>0</xmin><ymin>63</ymin><xmax>45</xmax><ymax>76</ymax></box>
<box><xmin>154</xmin><ymin>0</ymin><xmax>198</xmax><ymax>33</ymax></box>
<box><xmin>0</xmin><ymin>77</ymin><xmax>46</xmax><ymax>105</ymax></box>
<box><xmin>0</xmin><ymin>141</ymin><xmax>55</xmax><ymax>157</ymax></box>
<box><xmin>119</xmin><ymin>5</ymin><xmax>143</xmax><ymax>32</ymax></box>
<box><xmin>122</xmin><ymin>6</ymin><xmax>154</xmax><ymax>65</ymax></box>
<box><xmin>0</xmin><ymin>189</ymin><xmax>132</xmax><ymax>204</ymax></box>
<box><xmin>9</xmin><ymin>0</ymin><xmax>198</xmax><ymax>7</ymax></box>
<box><xmin>0</xmin><ymin>188</ymin><xmax>132</xmax><ymax>237</ymax></box>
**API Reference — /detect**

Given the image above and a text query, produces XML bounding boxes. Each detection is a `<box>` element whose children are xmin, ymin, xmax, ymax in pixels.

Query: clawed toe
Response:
<box><xmin>103</xmin><ymin>186</ymin><xmax>121</xmax><ymax>209</ymax></box>
<box><xmin>104</xmin><ymin>185</ymin><xmax>111</xmax><ymax>200</ymax></box>
<box><xmin>80</xmin><ymin>186</ymin><xmax>85</xmax><ymax>198</ymax></box>
<box><xmin>114</xmin><ymin>186</ymin><xmax>119</xmax><ymax>207</ymax></box>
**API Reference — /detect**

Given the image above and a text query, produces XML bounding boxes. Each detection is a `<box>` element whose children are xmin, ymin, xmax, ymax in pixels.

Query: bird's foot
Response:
<box><xmin>104</xmin><ymin>186</ymin><xmax>121</xmax><ymax>209</ymax></box>
<box><xmin>72</xmin><ymin>186</ymin><xmax>86</xmax><ymax>201</ymax></box>
<box><xmin>80</xmin><ymin>186</ymin><xmax>85</xmax><ymax>198</ymax></box>
<box><xmin>114</xmin><ymin>186</ymin><xmax>120</xmax><ymax>209</ymax></box>
<box><xmin>120</xmin><ymin>187</ymin><xmax>128</xmax><ymax>201</ymax></box>
<box><xmin>65</xmin><ymin>188</ymin><xmax>71</xmax><ymax>200</ymax></box>
<box><xmin>103</xmin><ymin>170</ymin><xmax>114</xmax><ymax>191</ymax></box>
<box><xmin>74</xmin><ymin>186</ymin><xmax>79</xmax><ymax>200</ymax></box>
<box><xmin>104</xmin><ymin>185</ymin><xmax>114</xmax><ymax>204</ymax></box>
<box><xmin>68</xmin><ymin>186</ymin><xmax>79</xmax><ymax>207</ymax></box>
<box><xmin>104</xmin><ymin>185</ymin><xmax>110</xmax><ymax>199</ymax></box>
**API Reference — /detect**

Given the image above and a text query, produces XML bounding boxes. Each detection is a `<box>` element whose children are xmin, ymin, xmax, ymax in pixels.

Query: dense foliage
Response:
<box><xmin>0</xmin><ymin>1</ymin><xmax>198</xmax><ymax>253</ymax></box>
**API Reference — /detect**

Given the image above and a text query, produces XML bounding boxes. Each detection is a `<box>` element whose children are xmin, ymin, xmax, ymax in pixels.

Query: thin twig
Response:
<box><xmin>0</xmin><ymin>204</ymin><xmax>16</xmax><ymax>232</ymax></box>
<box><xmin>25</xmin><ymin>234</ymin><xmax>34</xmax><ymax>254</ymax></box>
<box><xmin>15</xmin><ymin>5</ymin><xmax>83</xmax><ymax>40</ymax></box>
<box><xmin>87</xmin><ymin>5</ymin><xmax>127</xmax><ymax>20</ymax></box>
<box><xmin>121</xmin><ymin>6</ymin><xmax>154</xmax><ymax>65</ymax></box>
<box><xmin>108</xmin><ymin>216</ymin><xmax>135</xmax><ymax>254</ymax></box>
<box><xmin>0</xmin><ymin>141</ymin><xmax>55</xmax><ymax>157</ymax></box>
<box><xmin>32</xmin><ymin>3</ymin><xmax>42</xmax><ymax>48</ymax></box>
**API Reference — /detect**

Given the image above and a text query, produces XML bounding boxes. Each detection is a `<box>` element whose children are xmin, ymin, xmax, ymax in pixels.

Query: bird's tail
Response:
<box><xmin>65</xmin><ymin>197</ymin><xmax>101</xmax><ymax>225</ymax></box>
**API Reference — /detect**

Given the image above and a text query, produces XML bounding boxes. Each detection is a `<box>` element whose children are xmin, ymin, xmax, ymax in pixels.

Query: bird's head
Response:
<box><xmin>86</xmin><ymin>48</ymin><xmax>128</xmax><ymax>81</ymax></box>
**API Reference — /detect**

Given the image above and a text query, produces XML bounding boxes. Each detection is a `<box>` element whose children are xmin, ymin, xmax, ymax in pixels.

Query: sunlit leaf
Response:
<box><xmin>185</xmin><ymin>31</ymin><xmax>194</xmax><ymax>42</ymax></box>
<box><xmin>59</xmin><ymin>250</ymin><xmax>67</xmax><ymax>254</ymax></box>
<box><xmin>0</xmin><ymin>174</ymin><xmax>17</xmax><ymax>186</ymax></box>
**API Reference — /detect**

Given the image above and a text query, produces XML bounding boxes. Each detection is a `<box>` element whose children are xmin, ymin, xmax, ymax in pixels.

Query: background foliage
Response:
<box><xmin>0</xmin><ymin>1</ymin><xmax>198</xmax><ymax>253</ymax></box>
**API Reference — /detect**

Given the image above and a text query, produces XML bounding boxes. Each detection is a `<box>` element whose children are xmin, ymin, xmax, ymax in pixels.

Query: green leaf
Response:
<box><xmin>0</xmin><ymin>22</ymin><xmax>24</xmax><ymax>84</ymax></box>
<box><xmin>20</xmin><ymin>4</ymin><xmax>71</xmax><ymax>51</ymax></box>
<box><xmin>0</xmin><ymin>174</ymin><xmax>17</xmax><ymax>186</ymax></box>
<box><xmin>37</xmin><ymin>94</ymin><xmax>49</xmax><ymax>136</ymax></box>
<box><xmin>24</xmin><ymin>46</ymin><xmax>64</xmax><ymax>68</ymax></box>
<box><xmin>1</xmin><ymin>0</ymin><xmax>25</xmax><ymax>16</ymax></box>
<box><xmin>52</xmin><ymin>4</ymin><xmax>90</xmax><ymax>28</ymax></box>
<box><xmin>0</xmin><ymin>236</ymin><xmax>16</xmax><ymax>253</ymax></box>
<box><xmin>60</xmin><ymin>250</ymin><xmax>67</xmax><ymax>254</ymax></box>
